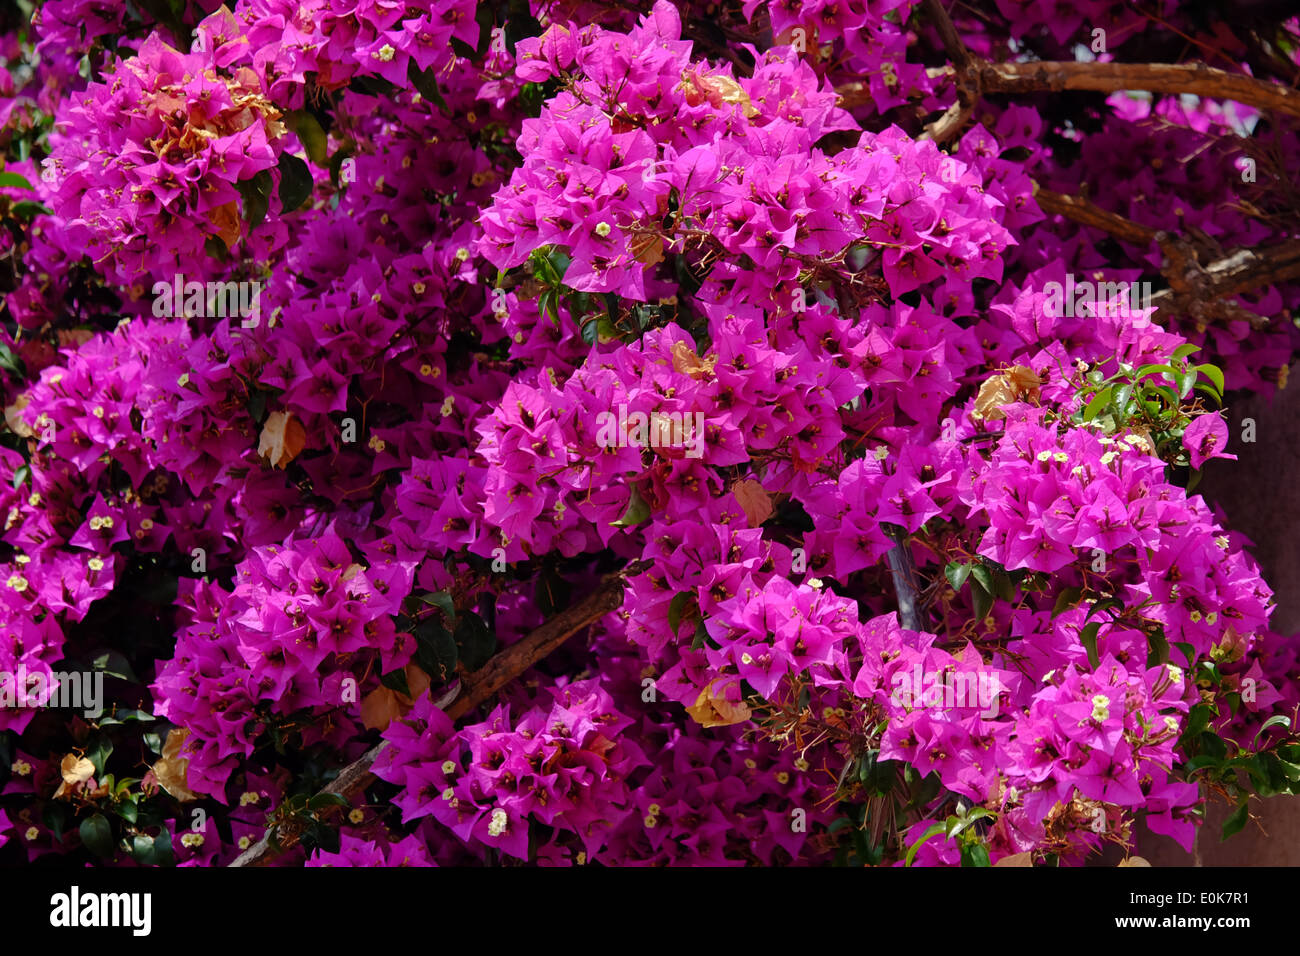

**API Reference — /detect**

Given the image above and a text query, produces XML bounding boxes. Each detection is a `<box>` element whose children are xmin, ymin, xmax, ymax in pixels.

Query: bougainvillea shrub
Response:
<box><xmin>0</xmin><ymin>0</ymin><xmax>1299</xmax><ymax>867</ymax></box>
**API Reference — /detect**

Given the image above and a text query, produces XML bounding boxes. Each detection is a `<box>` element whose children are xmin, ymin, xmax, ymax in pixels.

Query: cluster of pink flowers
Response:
<box><xmin>0</xmin><ymin>0</ymin><xmax>1297</xmax><ymax>868</ymax></box>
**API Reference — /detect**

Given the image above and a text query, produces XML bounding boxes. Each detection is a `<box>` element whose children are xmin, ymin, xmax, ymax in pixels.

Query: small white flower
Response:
<box><xmin>441</xmin><ymin>760</ymin><xmax>456</xmax><ymax>775</ymax></box>
<box><xmin>1090</xmin><ymin>694</ymin><xmax>1110</xmax><ymax>722</ymax></box>
<box><xmin>373</xmin><ymin>44</ymin><xmax>396</xmax><ymax>62</ymax></box>
<box><xmin>593</xmin><ymin>221</ymin><xmax>612</xmax><ymax>238</ymax></box>
<box><xmin>487</xmin><ymin>808</ymin><xmax>509</xmax><ymax>837</ymax></box>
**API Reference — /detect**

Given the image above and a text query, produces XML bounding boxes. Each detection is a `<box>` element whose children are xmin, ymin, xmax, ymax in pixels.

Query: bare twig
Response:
<box><xmin>229</xmin><ymin>559</ymin><xmax>649</xmax><ymax>867</ymax></box>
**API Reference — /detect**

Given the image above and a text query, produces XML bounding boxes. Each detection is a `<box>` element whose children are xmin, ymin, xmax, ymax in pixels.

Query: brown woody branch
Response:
<box><xmin>838</xmin><ymin>54</ymin><xmax>1300</xmax><ymax>129</ymax></box>
<box><xmin>976</xmin><ymin>61</ymin><xmax>1300</xmax><ymax>120</ymax></box>
<box><xmin>916</xmin><ymin>0</ymin><xmax>976</xmax><ymax>144</ymax></box>
<box><xmin>229</xmin><ymin>559</ymin><xmax>649</xmax><ymax>867</ymax></box>
<box><xmin>1031</xmin><ymin>185</ymin><xmax>1159</xmax><ymax>247</ymax></box>
<box><xmin>1032</xmin><ymin>183</ymin><xmax>1299</xmax><ymax>330</ymax></box>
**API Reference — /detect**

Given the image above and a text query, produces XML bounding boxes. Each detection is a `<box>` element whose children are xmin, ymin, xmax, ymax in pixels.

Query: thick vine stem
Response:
<box><xmin>883</xmin><ymin>525</ymin><xmax>925</xmax><ymax>633</ymax></box>
<box><xmin>229</xmin><ymin>559</ymin><xmax>649</xmax><ymax>867</ymax></box>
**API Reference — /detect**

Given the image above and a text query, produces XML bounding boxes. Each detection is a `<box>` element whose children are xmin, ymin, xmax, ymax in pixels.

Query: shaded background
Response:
<box><xmin>1137</xmin><ymin>373</ymin><xmax>1300</xmax><ymax>865</ymax></box>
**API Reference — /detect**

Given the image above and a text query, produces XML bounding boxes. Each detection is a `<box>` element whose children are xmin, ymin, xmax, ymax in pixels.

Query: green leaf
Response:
<box><xmin>0</xmin><ymin>171</ymin><xmax>34</xmax><ymax>190</ymax></box>
<box><xmin>204</xmin><ymin>235</ymin><xmax>229</xmax><ymax>260</ymax></box>
<box><xmin>610</xmin><ymin>484</ymin><xmax>651</xmax><ymax>528</ymax></box>
<box><xmin>1133</xmin><ymin>363</ymin><xmax>1175</xmax><ymax>383</ymax></box>
<box><xmin>1196</xmin><ymin>364</ymin><xmax>1225</xmax><ymax>398</ymax></box>
<box><xmin>454</xmin><ymin>611</ymin><xmax>497</xmax><ymax>671</ymax></box>
<box><xmin>1085</xmin><ymin>596</ymin><xmax>1123</xmax><ymax>622</ymax></box>
<box><xmin>1182</xmin><ymin>754</ymin><xmax>1222</xmax><ymax>774</ymax></box>
<box><xmin>1052</xmin><ymin>586</ymin><xmax>1083</xmax><ymax>618</ymax></box>
<box><xmin>1083</xmin><ymin>386</ymin><xmax>1112</xmax><ymax>422</ymax></box>
<box><xmin>413</xmin><ymin>620</ymin><xmax>458</xmax><ymax>682</ymax></box>
<box><xmin>379</xmin><ymin>667</ymin><xmax>411</xmax><ymax>697</ymax></box>
<box><xmin>247</xmin><ymin>390</ymin><xmax>268</xmax><ymax>423</ymax></box>
<box><xmin>308</xmin><ymin>793</ymin><xmax>350</xmax><ymax>813</ymax></box>
<box><xmin>970</xmin><ymin>564</ymin><xmax>993</xmax><ymax>594</ymax></box>
<box><xmin>1176</xmin><ymin>369</ymin><xmax>1197</xmax><ymax>399</ymax></box>
<box><xmin>960</xmin><ymin>842</ymin><xmax>991</xmax><ymax>867</ymax></box>
<box><xmin>1171</xmin><ymin>344</ymin><xmax>1201</xmax><ymax>361</ymax></box>
<box><xmin>1221</xmin><ymin>800</ymin><xmax>1249</xmax><ymax>840</ymax></box>
<box><xmin>285</xmin><ymin>111</ymin><xmax>329</xmax><ymax>165</ymax></box>
<box><xmin>539</xmin><ymin>287</ymin><xmax>560</xmax><ymax>326</ymax></box>
<box><xmin>277</xmin><ymin>152</ymin><xmax>314</xmax><ymax>213</ymax></box>
<box><xmin>944</xmin><ymin>562</ymin><xmax>971</xmax><ymax>591</ymax></box>
<box><xmin>971</xmin><ymin>579</ymin><xmax>993</xmax><ymax>622</ymax></box>
<box><xmin>1177</xmin><ymin>702</ymin><xmax>1216</xmax><ymax>747</ymax></box>
<box><xmin>236</xmin><ymin>169</ymin><xmax>274</xmax><ymax>231</ymax></box>
<box><xmin>406</xmin><ymin>60</ymin><xmax>450</xmax><ymax>113</ymax></box>
<box><xmin>691</xmin><ymin>619</ymin><xmax>709</xmax><ymax>651</ymax></box>
<box><xmin>116</xmin><ymin>799</ymin><xmax>139</xmax><ymax>824</ymax></box>
<box><xmin>1145</xmin><ymin>626</ymin><xmax>1170</xmax><ymax>668</ymax></box>
<box><xmin>904</xmin><ymin>822</ymin><xmax>950</xmax><ymax>867</ymax></box>
<box><xmin>948</xmin><ymin>807</ymin><xmax>993</xmax><ymax>839</ymax></box>
<box><xmin>0</xmin><ymin>342</ymin><xmax>26</xmax><ymax>377</ymax></box>
<box><xmin>92</xmin><ymin>649</ymin><xmax>138</xmax><ymax>682</ymax></box>
<box><xmin>990</xmin><ymin>566</ymin><xmax>1016</xmax><ymax>602</ymax></box>
<box><xmin>80</xmin><ymin>813</ymin><xmax>116</xmax><ymax>859</ymax></box>
<box><xmin>10</xmin><ymin>200</ymin><xmax>51</xmax><ymax>219</ymax></box>
<box><xmin>668</xmin><ymin>592</ymin><xmax>693</xmax><ymax>637</ymax></box>
<box><xmin>43</xmin><ymin>801</ymin><xmax>68</xmax><ymax>842</ymax></box>
<box><xmin>415</xmin><ymin>590</ymin><xmax>456</xmax><ymax>623</ymax></box>
<box><xmin>1252</xmin><ymin>714</ymin><xmax>1291</xmax><ymax>747</ymax></box>
<box><xmin>1079</xmin><ymin>621</ymin><xmax>1101</xmax><ymax>669</ymax></box>
<box><xmin>85</xmin><ymin>733</ymin><xmax>114</xmax><ymax>775</ymax></box>
<box><xmin>1113</xmin><ymin>383</ymin><xmax>1135</xmax><ymax>415</ymax></box>
<box><xmin>1172</xmin><ymin>641</ymin><xmax>1196</xmax><ymax>667</ymax></box>
<box><xmin>10</xmin><ymin>465</ymin><xmax>29</xmax><ymax>489</ymax></box>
